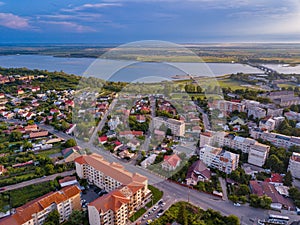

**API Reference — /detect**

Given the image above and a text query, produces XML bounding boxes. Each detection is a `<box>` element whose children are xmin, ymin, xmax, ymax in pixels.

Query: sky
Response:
<box><xmin>0</xmin><ymin>0</ymin><xmax>299</xmax><ymax>43</ymax></box>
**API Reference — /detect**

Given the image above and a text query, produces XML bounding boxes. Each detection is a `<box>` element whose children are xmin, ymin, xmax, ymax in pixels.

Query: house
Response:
<box><xmin>191</xmin><ymin>126</ymin><xmax>202</xmax><ymax>133</ymax></box>
<box><xmin>113</xmin><ymin>141</ymin><xmax>123</xmax><ymax>151</ymax></box>
<box><xmin>127</xmin><ymin>139</ymin><xmax>140</xmax><ymax>150</ymax></box>
<box><xmin>24</xmin><ymin>124</ymin><xmax>38</xmax><ymax>132</ymax></box>
<box><xmin>186</xmin><ymin>160</ymin><xmax>211</xmax><ymax>185</ymax></box>
<box><xmin>62</xmin><ymin>146</ymin><xmax>81</xmax><ymax>163</ymax></box>
<box><xmin>119</xmin><ymin>150</ymin><xmax>135</xmax><ymax>159</ymax></box>
<box><xmin>98</xmin><ymin>136</ymin><xmax>108</xmax><ymax>144</ymax></box>
<box><xmin>229</xmin><ymin>116</ymin><xmax>245</xmax><ymax>125</ymax></box>
<box><xmin>17</xmin><ymin>89</ymin><xmax>24</xmax><ymax>95</ymax></box>
<box><xmin>265</xmin><ymin>173</ymin><xmax>283</xmax><ymax>186</ymax></box>
<box><xmin>119</xmin><ymin>130</ymin><xmax>143</xmax><ymax>139</ymax></box>
<box><xmin>136</xmin><ymin>114</ymin><xmax>146</xmax><ymax>123</ymax></box>
<box><xmin>141</xmin><ymin>154</ymin><xmax>157</xmax><ymax>168</ymax></box>
<box><xmin>0</xmin><ymin>165</ymin><xmax>7</xmax><ymax>175</ymax></box>
<box><xmin>249</xmin><ymin>180</ymin><xmax>294</xmax><ymax>211</ymax></box>
<box><xmin>29</xmin><ymin>130</ymin><xmax>48</xmax><ymax>139</ymax></box>
<box><xmin>59</xmin><ymin>176</ymin><xmax>79</xmax><ymax>188</ymax></box>
<box><xmin>162</xmin><ymin>154</ymin><xmax>181</xmax><ymax>171</ymax></box>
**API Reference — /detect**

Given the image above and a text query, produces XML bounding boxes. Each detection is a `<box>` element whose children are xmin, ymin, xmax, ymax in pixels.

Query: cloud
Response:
<box><xmin>62</xmin><ymin>3</ymin><xmax>122</xmax><ymax>12</ymax></box>
<box><xmin>38</xmin><ymin>20</ymin><xmax>96</xmax><ymax>33</ymax></box>
<box><xmin>0</xmin><ymin>13</ymin><xmax>30</xmax><ymax>30</ymax></box>
<box><xmin>0</xmin><ymin>2</ymin><xmax>5</xmax><ymax>6</ymax></box>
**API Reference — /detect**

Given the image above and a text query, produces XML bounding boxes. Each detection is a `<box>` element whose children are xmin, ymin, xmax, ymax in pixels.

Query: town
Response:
<box><xmin>0</xmin><ymin>66</ymin><xmax>300</xmax><ymax>225</ymax></box>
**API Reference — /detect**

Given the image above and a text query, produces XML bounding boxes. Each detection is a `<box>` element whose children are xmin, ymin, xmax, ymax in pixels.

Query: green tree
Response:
<box><xmin>283</xmin><ymin>171</ymin><xmax>293</xmax><ymax>187</ymax></box>
<box><xmin>45</xmin><ymin>210</ymin><xmax>60</xmax><ymax>225</ymax></box>
<box><xmin>63</xmin><ymin>139</ymin><xmax>77</xmax><ymax>148</ymax></box>
<box><xmin>226</xmin><ymin>215</ymin><xmax>240</xmax><ymax>225</ymax></box>
<box><xmin>45</xmin><ymin>164</ymin><xmax>55</xmax><ymax>175</ymax></box>
<box><xmin>9</xmin><ymin>131</ymin><xmax>23</xmax><ymax>142</ymax></box>
<box><xmin>69</xmin><ymin>210</ymin><xmax>85</xmax><ymax>225</ymax></box>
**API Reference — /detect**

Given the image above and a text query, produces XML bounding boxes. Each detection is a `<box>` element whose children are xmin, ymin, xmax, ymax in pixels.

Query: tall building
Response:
<box><xmin>248</xmin><ymin>143</ymin><xmax>270</xmax><ymax>167</ymax></box>
<box><xmin>199</xmin><ymin>145</ymin><xmax>239</xmax><ymax>174</ymax></box>
<box><xmin>209</xmin><ymin>100</ymin><xmax>245</xmax><ymax>113</ymax></box>
<box><xmin>288</xmin><ymin>152</ymin><xmax>300</xmax><ymax>179</ymax></box>
<box><xmin>75</xmin><ymin>154</ymin><xmax>151</xmax><ymax>225</ymax></box>
<box><xmin>153</xmin><ymin>117</ymin><xmax>185</xmax><ymax>136</ymax></box>
<box><xmin>0</xmin><ymin>185</ymin><xmax>81</xmax><ymax>225</ymax></box>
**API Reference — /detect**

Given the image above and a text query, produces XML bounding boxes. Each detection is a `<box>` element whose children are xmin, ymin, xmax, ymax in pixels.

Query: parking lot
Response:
<box><xmin>81</xmin><ymin>185</ymin><xmax>107</xmax><ymax>208</ymax></box>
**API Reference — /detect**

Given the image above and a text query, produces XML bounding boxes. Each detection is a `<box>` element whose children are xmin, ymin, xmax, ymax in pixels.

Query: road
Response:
<box><xmin>196</xmin><ymin>105</ymin><xmax>211</xmax><ymax>131</ymax></box>
<box><xmin>219</xmin><ymin>177</ymin><xmax>228</xmax><ymax>201</ymax></box>
<box><xmin>0</xmin><ymin>170</ymin><xmax>75</xmax><ymax>192</ymax></box>
<box><xmin>87</xmin><ymin>98</ymin><xmax>118</xmax><ymax>146</ymax></box>
<box><xmin>44</xmin><ymin>127</ymin><xmax>300</xmax><ymax>225</ymax></box>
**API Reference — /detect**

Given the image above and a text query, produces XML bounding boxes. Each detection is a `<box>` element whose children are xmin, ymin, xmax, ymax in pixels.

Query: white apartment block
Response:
<box><xmin>259</xmin><ymin>118</ymin><xmax>276</xmax><ymax>131</ymax></box>
<box><xmin>0</xmin><ymin>185</ymin><xmax>81</xmax><ymax>225</ymax></box>
<box><xmin>153</xmin><ymin>116</ymin><xmax>185</xmax><ymax>136</ymax></box>
<box><xmin>248</xmin><ymin>107</ymin><xmax>266</xmax><ymax>119</ymax></box>
<box><xmin>200</xmin><ymin>131</ymin><xmax>270</xmax><ymax>155</ymax></box>
<box><xmin>199</xmin><ymin>144</ymin><xmax>239</xmax><ymax>174</ymax></box>
<box><xmin>209</xmin><ymin>100</ymin><xmax>245</xmax><ymax>113</ymax></box>
<box><xmin>288</xmin><ymin>152</ymin><xmax>300</xmax><ymax>179</ymax></box>
<box><xmin>75</xmin><ymin>154</ymin><xmax>151</xmax><ymax>225</ymax></box>
<box><xmin>250</xmin><ymin>129</ymin><xmax>300</xmax><ymax>149</ymax></box>
<box><xmin>248</xmin><ymin>143</ymin><xmax>270</xmax><ymax>167</ymax></box>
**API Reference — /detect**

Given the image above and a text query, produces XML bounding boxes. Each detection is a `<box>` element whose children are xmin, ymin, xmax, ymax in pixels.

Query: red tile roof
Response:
<box><xmin>0</xmin><ymin>185</ymin><xmax>81</xmax><ymax>225</ymax></box>
<box><xmin>163</xmin><ymin>154</ymin><xmax>181</xmax><ymax>168</ymax></box>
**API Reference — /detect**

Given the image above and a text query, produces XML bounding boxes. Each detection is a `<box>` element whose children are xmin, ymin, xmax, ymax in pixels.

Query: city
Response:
<box><xmin>0</xmin><ymin>0</ymin><xmax>300</xmax><ymax>225</ymax></box>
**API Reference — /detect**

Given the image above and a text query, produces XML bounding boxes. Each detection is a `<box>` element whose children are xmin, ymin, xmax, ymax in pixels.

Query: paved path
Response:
<box><xmin>219</xmin><ymin>177</ymin><xmax>228</xmax><ymax>201</ymax></box>
<box><xmin>0</xmin><ymin>170</ymin><xmax>75</xmax><ymax>192</ymax></box>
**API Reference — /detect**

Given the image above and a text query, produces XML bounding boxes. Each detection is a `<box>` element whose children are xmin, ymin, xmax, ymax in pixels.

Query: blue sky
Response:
<box><xmin>0</xmin><ymin>0</ymin><xmax>299</xmax><ymax>43</ymax></box>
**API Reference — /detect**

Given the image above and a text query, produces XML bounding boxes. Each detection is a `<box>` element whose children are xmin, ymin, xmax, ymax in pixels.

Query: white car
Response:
<box><xmin>233</xmin><ymin>203</ymin><xmax>241</xmax><ymax>207</ymax></box>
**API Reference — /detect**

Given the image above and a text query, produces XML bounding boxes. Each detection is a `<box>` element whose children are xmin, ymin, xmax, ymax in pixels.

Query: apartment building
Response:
<box><xmin>75</xmin><ymin>154</ymin><xmax>151</xmax><ymax>225</ymax></box>
<box><xmin>153</xmin><ymin>116</ymin><xmax>185</xmax><ymax>136</ymax></box>
<box><xmin>199</xmin><ymin>145</ymin><xmax>239</xmax><ymax>174</ymax></box>
<box><xmin>209</xmin><ymin>100</ymin><xmax>245</xmax><ymax>113</ymax></box>
<box><xmin>250</xmin><ymin>129</ymin><xmax>300</xmax><ymax>149</ymax></box>
<box><xmin>288</xmin><ymin>152</ymin><xmax>300</xmax><ymax>179</ymax></box>
<box><xmin>248</xmin><ymin>143</ymin><xmax>270</xmax><ymax>167</ymax></box>
<box><xmin>0</xmin><ymin>185</ymin><xmax>81</xmax><ymax>225</ymax></box>
<box><xmin>200</xmin><ymin>131</ymin><xmax>270</xmax><ymax>155</ymax></box>
<box><xmin>260</xmin><ymin>91</ymin><xmax>300</xmax><ymax>107</ymax></box>
<box><xmin>247</xmin><ymin>107</ymin><xmax>266</xmax><ymax>119</ymax></box>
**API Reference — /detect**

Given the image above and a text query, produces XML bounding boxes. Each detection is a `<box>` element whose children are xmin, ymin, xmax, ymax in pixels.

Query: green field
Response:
<box><xmin>0</xmin><ymin>181</ymin><xmax>58</xmax><ymax>212</ymax></box>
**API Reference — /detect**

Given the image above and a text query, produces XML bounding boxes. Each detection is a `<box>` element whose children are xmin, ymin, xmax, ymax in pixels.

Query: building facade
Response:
<box><xmin>248</xmin><ymin>143</ymin><xmax>270</xmax><ymax>167</ymax></box>
<box><xmin>0</xmin><ymin>185</ymin><xmax>81</xmax><ymax>225</ymax></box>
<box><xmin>199</xmin><ymin>145</ymin><xmax>239</xmax><ymax>174</ymax></box>
<box><xmin>75</xmin><ymin>154</ymin><xmax>151</xmax><ymax>225</ymax></box>
<box><xmin>153</xmin><ymin>117</ymin><xmax>185</xmax><ymax>136</ymax></box>
<box><xmin>288</xmin><ymin>152</ymin><xmax>300</xmax><ymax>179</ymax></box>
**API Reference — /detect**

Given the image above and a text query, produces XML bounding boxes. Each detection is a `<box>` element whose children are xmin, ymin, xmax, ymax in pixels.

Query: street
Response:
<box><xmin>0</xmin><ymin>170</ymin><xmax>75</xmax><ymax>192</ymax></box>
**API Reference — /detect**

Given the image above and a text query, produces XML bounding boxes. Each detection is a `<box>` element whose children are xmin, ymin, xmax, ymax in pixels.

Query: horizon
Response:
<box><xmin>0</xmin><ymin>0</ymin><xmax>300</xmax><ymax>43</ymax></box>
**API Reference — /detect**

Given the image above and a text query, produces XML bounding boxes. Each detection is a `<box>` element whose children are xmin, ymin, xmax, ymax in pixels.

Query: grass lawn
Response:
<box><xmin>0</xmin><ymin>181</ymin><xmax>58</xmax><ymax>211</ymax></box>
<box><xmin>146</xmin><ymin>185</ymin><xmax>163</xmax><ymax>208</ymax></box>
<box><xmin>278</xmin><ymin>82</ymin><xmax>298</xmax><ymax>89</ymax></box>
<box><xmin>0</xmin><ymin>172</ymin><xmax>37</xmax><ymax>187</ymax></box>
<box><xmin>217</xmin><ymin>78</ymin><xmax>254</xmax><ymax>90</ymax></box>
<box><xmin>37</xmin><ymin>147</ymin><xmax>62</xmax><ymax>157</ymax></box>
<box><xmin>129</xmin><ymin>185</ymin><xmax>163</xmax><ymax>222</ymax></box>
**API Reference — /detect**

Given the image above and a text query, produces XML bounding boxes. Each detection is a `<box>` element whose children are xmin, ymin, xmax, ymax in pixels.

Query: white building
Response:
<box><xmin>0</xmin><ymin>186</ymin><xmax>81</xmax><ymax>225</ymax></box>
<box><xmin>199</xmin><ymin>145</ymin><xmax>239</xmax><ymax>174</ymax></box>
<box><xmin>259</xmin><ymin>118</ymin><xmax>276</xmax><ymax>131</ymax></box>
<box><xmin>288</xmin><ymin>152</ymin><xmax>300</xmax><ymax>179</ymax></box>
<box><xmin>75</xmin><ymin>154</ymin><xmax>151</xmax><ymax>225</ymax></box>
<box><xmin>153</xmin><ymin>117</ymin><xmax>185</xmax><ymax>136</ymax></box>
<box><xmin>248</xmin><ymin>107</ymin><xmax>266</xmax><ymax>119</ymax></box>
<box><xmin>248</xmin><ymin>143</ymin><xmax>270</xmax><ymax>167</ymax></box>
